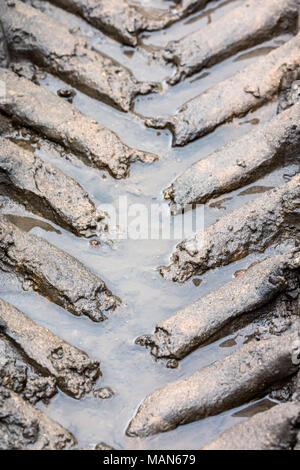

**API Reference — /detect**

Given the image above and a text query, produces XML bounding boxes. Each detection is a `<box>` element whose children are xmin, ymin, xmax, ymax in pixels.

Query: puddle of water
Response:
<box><xmin>138</xmin><ymin>0</ymin><xmax>177</xmax><ymax>9</ymax></box>
<box><xmin>231</xmin><ymin>399</ymin><xmax>278</xmax><ymax>418</ymax></box>
<box><xmin>4</xmin><ymin>214</ymin><xmax>62</xmax><ymax>234</ymax></box>
<box><xmin>134</xmin><ymin>34</ymin><xmax>292</xmax><ymax>116</ymax></box>
<box><xmin>0</xmin><ymin>0</ymin><xmax>298</xmax><ymax>451</ymax></box>
<box><xmin>141</xmin><ymin>0</ymin><xmax>244</xmax><ymax>46</ymax></box>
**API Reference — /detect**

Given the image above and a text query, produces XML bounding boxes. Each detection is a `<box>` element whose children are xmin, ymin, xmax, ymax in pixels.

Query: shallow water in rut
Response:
<box><xmin>0</xmin><ymin>0</ymin><xmax>299</xmax><ymax>449</ymax></box>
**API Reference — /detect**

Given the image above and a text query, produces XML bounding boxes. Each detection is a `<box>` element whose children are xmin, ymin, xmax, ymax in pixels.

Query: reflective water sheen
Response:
<box><xmin>0</xmin><ymin>0</ymin><xmax>296</xmax><ymax>450</ymax></box>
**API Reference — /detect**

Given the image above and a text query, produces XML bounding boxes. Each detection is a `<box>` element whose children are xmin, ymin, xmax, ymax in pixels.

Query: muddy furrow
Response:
<box><xmin>0</xmin><ymin>298</ymin><xmax>100</xmax><ymax>399</ymax></box>
<box><xmin>163</xmin><ymin>0</ymin><xmax>300</xmax><ymax>84</ymax></box>
<box><xmin>146</xmin><ymin>33</ymin><xmax>300</xmax><ymax>146</ymax></box>
<box><xmin>202</xmin><ymin>402</ymin><xmax>300</xmax><ymax>450</ymax></box>
<box><xmin>0</xmin><ymin>70</ymin><xmax>157</xmax><ymax>179</ymax></box>
<box><xmin>0</xmin><ymin>333</ymin><xmax>57</xmax><ymax>404</ymax></box>
<box><xmin>0</xmin><ymin>0</ymin><xmax>158</xmax><ymax>112</ymax></box>
<box><xmin>0</xmin><ymin>386</ymin><xmax>76</xmax><ymax>450</ymax></box>
<box><xmin>0</xmin><ymin>137</ymin><xmax>106</xmax><ymax>237</ymax></box>
<box><xmin>48</xmin><ymin>0</ymin><xmax>213</xmax><ymax>46</ymax></box>
<box><xmin>0</xmin><ymin>215</ymin><xmax>118</xmax><ymax>322</ymax></box>
<box><xmin>164</xmin><ymin>102</ymin><xmax>300</xmax><ymax>212</ymax></box>
<box><xmin>161</xmin><ymin>174</ymin><xmax>300</xmax><ymax>283</ymax></box>
<box><xmin>137</xmin><ymin>250</ymin><xmax>300</xmax><ymax>360</ymax></box>
<box><xmin>127</xmin><ymin>332</ymin><xmax>300</xmax><ymax>437</ymax></box>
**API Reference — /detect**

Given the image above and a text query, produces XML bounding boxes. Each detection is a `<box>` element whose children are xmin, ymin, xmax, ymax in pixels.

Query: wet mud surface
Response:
<box><xmin>0</xmin><ymin>215</ymin><xmax>118</xmax><ymax>322</ymax></box>
<box><xmin>0</xmin><ymin>0</ymin><xmax>299</xmax><ymax>450</ymax></box>
<box><xmin>0</xmin><ymin>332</ymin><xmax>57</xmax><ymax>405</ymax></box>
<box><xmin>0</xmin><ymin>297</ymin><xmax>101</xmax><ymax>398</ymax></box>
<box><xmin>146</xmin><ymin>33</ymin><xmax>300</xmax><ymax>145</ymax></box>
<box><xmin>127</xmin><ymin>332</ymin><xmax>300</xmax><ymax>437</ymax></box>
<box><xmin>202</xmin><ymin>402</ymin><xmax>300</xmax><ymax>450</ymax></box>
<box><xmin>0</xmin><ymin>1</ymin><xmax>159</xmax><ymax>112</ymax></box>
<box><xmin>48</xmin><ymin>0</ymin><xmax>213</xmax><ymax>47</ymax></box>
<box><xmin>0</xmin><ymin>136</ymin><xmax>106</xmax><ymax>237</ymax></box>
<box><xmin>162</xmin><ymin>0</ymin><xmax>300</xmax><ymax>84</ymax></box>
<box><xmin>0</xmin><ymin>386</ymin><xmax>76</xmax><ymax>449</ymax></box>
<box><xmin>0</xmin><ymin>69</ymin><xmax>157</xmax><ymax>179</ymax></box>
<box><xmin>138</xmin><ymin>250</ymin><xmax>300</xmax><ymax>360</ymax></box>
<box><xmin>164</xmin><ymin>102</ymin><xmax>300</xmax><ymax>211</ymax></box>
<box><xmin>161</xmin><ymin>174</ymin><xmax>300</xmax><ymax>282</ymax></box>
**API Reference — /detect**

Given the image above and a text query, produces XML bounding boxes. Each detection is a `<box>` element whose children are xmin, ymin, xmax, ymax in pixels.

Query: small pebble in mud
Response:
<box><xmin>192</xmin><ymin>278</ymin><xmax>202</xmax><ymax>287</ymax></box>
<box><xmin>89</xmin><ymin>240</ymin><xmax>100</xmax><ymax>247</ymax></box>
<box><xmin>166</xmin><ymin>359</ymin><xmax>179</xmax><ymax>369</ymax></box>
<box><xmin>57</xmin><ymin>88</ymin><xmax>77</xmax><ymax>102</ymax></box>
<box><xmin>95</xmin><ymin>442</ymin><xmax>115</xmax><ymax>450</ymax></box>
<box><xmin>233</xmin><ymin>270</ymin><xmax>246</xmax><ymax>278</ymax></box>
<box><xmin>69</xmin><ymin>27</ymin><xmax>80</xmax><ymax>34</ymax></box>
<box><xmin>22</xmin><ymin>280</ymin><xmax>33</xmax><ymax>291</ymax></box>
<box><xmin>135</xmin><ymin>335</ymin><xmax>152</xmax><ymax>347</ymax></box>
<box><xmin>93</xmin><ymin>387</ymin><xmax>114</xmax><ymax>400</ymax></box>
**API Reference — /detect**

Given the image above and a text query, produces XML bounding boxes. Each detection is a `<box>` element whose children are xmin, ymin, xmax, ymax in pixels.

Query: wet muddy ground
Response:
<box><xmin>0</xmin><ymin>0</ymin><xmax>299</xmax><ymax>449</ymax></box>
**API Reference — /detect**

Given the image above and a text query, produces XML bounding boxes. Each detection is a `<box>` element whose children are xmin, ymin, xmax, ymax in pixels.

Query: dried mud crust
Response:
<box><xmin>163</xmin><ymin>0</ymin><xmax>300</xmax><ymax>84</ymax></box>
<box><xmin>138</xmin><ymin>249</ymin><xmax>300</xmax><ymax>360</ymax></box>
<box><xmin>0</xmin><ymin>215</ymin><xmax>118</xmax><ymax>322</ymax></box>
<box><xmin>127</xmin><ymin>331</ymin><xmax>300</xmax><ymax>437</ymax></box>
<box><xmin>0</xmin><ymin>333</ymin><xmax>57</xmax><ymax>405</ymax></box>
<box><xmin>0</xmin><ymin>137</ymin><xmax>106</xmax><ymax>237</ymax></box>
<box><xmin>47</xmin><ymin>0</ymin><xmax>213</xmax><ymax>46</ymax></box>
<box><xmin>146</xmin><ymin>33</ymin><xmax>300</xmax><ymax>146</ymax></box>
<box><xmin>160</xmin><ymin>174</ymin><xmax>300</xmax><ymax>283</ymax></box>
<box><xmin>0</xmin><ymin>69</ymin><xmax>158</xmax><ymax>179</ymax></box>
<box><xmin>0</xmin><ymin>298</ymin><xmax>101</xmax><ymax>399</ymax></box>
<box><xmin>0</xmin><ymin>0</ymin><xmax>159</xmax><ymax>112</ymax></box>
<box><xmin>0</xmin><ymin>386</ymin><xmax>76</xmax><ymax>450</ymax></box>
<box><xmin>164</xmin><ymin>102</ymin><xmax>300</xmax><ymax>212</ymax></box>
